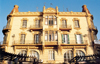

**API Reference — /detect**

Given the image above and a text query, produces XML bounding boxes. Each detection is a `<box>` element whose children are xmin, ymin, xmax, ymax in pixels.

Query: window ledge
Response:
<box><xmin>74</xmin><ymin>27</ymin><xmax>81</xmax><ymax>30</ymax></box>
<box><xmin>20</xmin><ymin>28</ymin><xmax>27</xmax><ymax>30</ymax></box>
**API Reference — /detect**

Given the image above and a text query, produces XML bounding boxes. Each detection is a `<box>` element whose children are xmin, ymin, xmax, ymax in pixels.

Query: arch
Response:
<box><xmin>64</xmin><ymin>50</ymin><xmax>73</xmax><ymax>62</ymax></box>
<box><xmin>29</xmin><ymin>50</ymin><xmax>39</xmax><ymax>60</ymax></box>
<box><xmin>18</xmin><ymin>50</ymin><xmax>27</xmax><ymax>56</ymax></box>
<box><xmin>76</xmin><ymin>50</ymin><xmax>85</xmax><ymax>56</ymax></box>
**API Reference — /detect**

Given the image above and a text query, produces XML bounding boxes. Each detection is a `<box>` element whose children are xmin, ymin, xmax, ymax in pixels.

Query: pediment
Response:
<box><xmin>45</xmin><ymin>7</ymin><xmax>56</xmax><ymax>13</ymax></box>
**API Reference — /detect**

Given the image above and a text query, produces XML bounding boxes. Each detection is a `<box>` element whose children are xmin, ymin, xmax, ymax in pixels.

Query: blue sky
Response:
<box><xmin>0</xmin><ymin>0</ymin><xmax>100</xmax><ymax>41</ymax></box>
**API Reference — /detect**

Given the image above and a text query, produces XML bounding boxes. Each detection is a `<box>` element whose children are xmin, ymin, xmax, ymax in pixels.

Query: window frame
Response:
<box><xmin>22</xmin><ymin>20</ymin><xmax>27</xmax><ymax>28</ymax></box>
<box><xmin>49</xmin><ymin>50</ymin><xmax>55</xmax><ymax>60</ymax></box>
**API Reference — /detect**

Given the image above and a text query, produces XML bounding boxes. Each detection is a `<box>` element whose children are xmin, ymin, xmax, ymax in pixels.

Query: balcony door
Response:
<box><xmin>62</xmin><ymin>34</ymin><xmax>69</xmax><ymax>44</ymax></box>
<box><xmin>34</xmin><ymin>34</ymin><xmax>39</xmax><ymax>44</ymax></box>
<box><xmin>20</xmin><ymin>34</ymin><xmax>25</xmax><ymax>44</ymax></box>
<box><xmin>76</xmin><ymin>34</ymin><xmax>83</xmax><ymax>44</ymax></box>
<box><xmin>36</xmin><ymin>20</ymin><xmax>40</xmax><ymax>28</ymax></box>
<box><xmin>62</xmin><ymin>20</ymin><xmax>67</xmax><ymax>28</ymax></box>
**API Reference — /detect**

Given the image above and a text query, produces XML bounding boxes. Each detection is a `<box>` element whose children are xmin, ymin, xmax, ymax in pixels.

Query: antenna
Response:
<box><xmin>66</xmin><ymin>8</ymin><xmax>69</xmax><ymax>12</ymax></box>
<box><xmin>50</xmin><ymin>3</ymin><xmax>53</xmax><ymax>7</ymax></box>
<box><xmin>44</xmin><ymin>2</ymin><xmax>46</xmax><ymax>6</ymax></box>
<box><xmin>63</xmin><ymin>6</ymin><xmax>64</xmax><ymax>12</ymax></box>
<box><xmin>36</xmin><ymin>7</ymin><xmax>38</xmax><ymax>12</ymax></box>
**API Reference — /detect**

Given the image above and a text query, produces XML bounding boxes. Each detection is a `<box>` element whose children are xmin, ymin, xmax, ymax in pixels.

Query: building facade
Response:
<box><xmin>2</xmin><ymin>5</ymin><xmax>98</xmax><ymax>63</ymax></box>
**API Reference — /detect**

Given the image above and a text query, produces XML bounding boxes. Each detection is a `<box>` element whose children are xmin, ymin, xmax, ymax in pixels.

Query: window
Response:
<box><xmin>35</xmin><ymin>20</ymin><xmax>40</xmax><ymax>28</ymax></box>
<box><xmin>54</xmin><ymin>16</ymin><xmax>57</xmax><ymax>25</ymax></box>
<box><xmin>62</xmin><ymin>20</ymin><xmax>67</xmax><ymax>28</ymax></box>
<box><xmin>20</xmin><ymin>34</ymin><xmax>25</xmax><ymax>44</ymax></box>
<box><xmin>45</xmin><ymin>16</ymin><xmax>57</xmax><ymax>25</ymax></box>
<box><xmin>49</xmin><ymin>31</ymin><xmax>54</xmax><ymax>41</ymax></box>
<box><xmin>49</xmin><ymin>16</ymin><xmax>53</xmax><ymax>26</ymax></box>
<box><xmin>29</xmin><ymin>51</ymin><xmax>39</xmax><ymax>60</ymax></box>
<box><xmin>64</xmin><ymin>50</ymin><xmax>73</xmax><ymax>62</ymax></box>
<box><xmin>45</xmin><ymin>16</ymin><xmax>48</xmax><ymax>25</ymax></box>
<box><xmin>75</xmin><ymin>34</ymin><xmax>83</xmax><ymax>44</ymax></box>
<box><xmin>76</xmin><ymin>50</ymin><xmax>85</xmax><ymax>56</ymax></box>
<box><xmin>22</xmin><ymin>20</ymin><xmax>27</xmax><ymax>28</ymax></box>
<box><xmin>49</xmin><ymin>50</ymin><xmax>55</xmax><ymax>60</ymax></box>
<box><xmin>45</xmin><ymin>31</ymin><xmax>48</xmax><ymax>41</ymax></box>
<box><xmin>3</xmin><ymin>34</ymin><xmax>8</xmax><ymax>44</ymax></box>
<box><xmin>75</xmin><ymin>20</ymin><xmax>80</xmax><ymax>28</ymax></box>
<box><xmin>62</xmin><ymin>34</ymin><xmax>69</xmax><ymax>44</ymax></box>
<box><xmin>34</xmin><ymin>34</ymin><xmax>39</xmax><ymax>44</ymax></box>
<box><xmin>19</xmin><ymin>50</ymin><xmax>27</xmax><ymax>56</ymax></box>
<box><xmin>55</xmin><ymin>31</ymin><xmax>58</xmax><ymax>41</ymax></box>
<box><xmin>45</xmin><ymin>31</ymin><xmax>57</xmax><ymax>41</ymax></box>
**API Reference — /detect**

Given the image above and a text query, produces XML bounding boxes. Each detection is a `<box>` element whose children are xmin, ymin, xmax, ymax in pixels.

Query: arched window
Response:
<box><xmin>29</xmin><ymin>50</ymin><xmax>39</xmax><ymax>60</ymax></box>
<box><xmin>76</xmin><ymin>50</ymin><xmax>85</xmax><ymax>56</ymax></box>
<box><xmin>19</xmin><ymin>50</ymin><xmax>27</xmax><ymax>56</ymax></box>
<box><xmin>64</xmin><ymin>50</ymin><xmax>73</xmax><ymax>62</ymax></box>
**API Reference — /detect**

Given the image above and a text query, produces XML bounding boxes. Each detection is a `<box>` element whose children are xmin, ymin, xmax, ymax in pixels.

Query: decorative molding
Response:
<box><xmin>21</xmin><ymin>18</ymin><xmax>28</xmax><ymax>21</ymax></box>
<box><xmin>34</xmin><ymin>18</ymin><xmax>42</xmax><ymax>21</ymax></box>
<box><xmin>60</xmin><ymin>18</ymin><xmax>67</xmax><ymax>21</ymax></box>
<box><xmin>72</xmin><ymin>18</ymin><xmax>81</xmax><ymax>30</ymax></box>
<box><xmin>74</xmin><ymin>31</ymin><xmax>82</xmax><ymax>34</ymax></box>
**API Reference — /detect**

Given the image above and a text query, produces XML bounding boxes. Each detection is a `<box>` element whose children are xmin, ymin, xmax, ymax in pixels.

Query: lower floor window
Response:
<box><xmin>76</xmin><ymin>50</ymin><xmax>85</xmax><ymax>56</ymax></box>
<box><xmin>29</xmin><ymin>51</ymin><xmax>39</xmax><ymax>60</ymax></box>
<box><xmin>49</xmin><ymin>50</ymin><xmax>55</xmax><ymax>60</ymax></box>
<box><xmin>64</xmin><ymin>50</ymin><xmax>73</xmax><ymax>61</ymax></box>
<box><xmin>18</xmin><ymin>50</ymin><xmax>27</xmax><ymax>56</ymax></box>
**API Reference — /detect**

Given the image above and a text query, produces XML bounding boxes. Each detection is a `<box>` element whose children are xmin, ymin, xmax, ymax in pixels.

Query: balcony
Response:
<box><xmin>29</xmin><ymin>25</ymin><xmax>43</xmax><ymax>31</ymax></box>
<box><xmin>59</xmin><ymin>25</ymin><xmax>72</xmax><ymax>31</ymax></box>
<box><xmin>13</xmin><ymin>40</ymin><xmax>42</xmax><ymax>46</ymax></box>
<box><xmin>89</xmin><ymin>25</ymin><xmax>98</xmax><ymax>34</ymax></box>
<box><xmin>45</xmin><ymin>41</ymin><xmax>58</xmax><ymax>46</ymax></box>
<box><xmin>2</xmin><ymin>25</ymin><xmax>11</xmax><ymax>34</ymax></box>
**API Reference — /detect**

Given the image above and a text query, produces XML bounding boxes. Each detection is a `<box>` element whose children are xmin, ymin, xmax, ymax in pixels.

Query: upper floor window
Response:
<box><xmin>75</xmin><ymin>20</ymin><xmax>80</xmax><ymax>28</ymax></box>
<box><xmin>62</xmin><ymin>20</ymin><xmax>67</xmax><ymax>28</ymax></box>
<box><xmin>20</xmin><ymin>34</ymin><xmax>26</xmax><ymax>44</ymax></box>
<box><xmin>45</xmin><ymin>31</ymin><xmax>48</xmax><ymax>41</ymax></box>
<box><xmin>62</xmin><ymin>34</ymin><xmax>69</xmax><ymax>44</ymax></box>
<box><xmin>45</xmin><ymin>31</ymin><xmax>58</xmax><ymax>41</ymax></box>
<box><xmin>35</xmin><ymin>20</ymin><xmax>40</xmax><ymax>28</ymax></box>
<box><xmin>49</xmin><ymin>50</ymin><xmax>55</xmax><ymax>60</ymax></box>
<box><xmin>22</xmin><ymin>20</ymin><xmax>27</xmax><ymax>28</ymax></box>
<box><xmin>34</xmin><ymin>34</ymin><xmax>39</xmax><ymax>44</ymax></box>
<box><xmin>45</xmin><ymin>16</ymin><xmax>57</xmax><ymax>25</ymax></box>
<box><xmin>75</xmin><ymin>34</ymin><xmax>83</xmax><ymax>44</ymax></box>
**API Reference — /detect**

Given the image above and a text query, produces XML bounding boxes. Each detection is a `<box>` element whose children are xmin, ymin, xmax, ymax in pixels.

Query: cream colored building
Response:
<box><xmin>2</xmin><ymin>5</ymin><xmax>98</xmax><ymax>63</ymax></box>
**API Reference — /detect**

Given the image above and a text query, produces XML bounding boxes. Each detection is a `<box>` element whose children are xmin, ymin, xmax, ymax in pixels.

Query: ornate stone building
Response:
<box><xmin>1</xmin><ymin>5</ymin><xmax>98</xmax><ymax>63</ymax></box>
